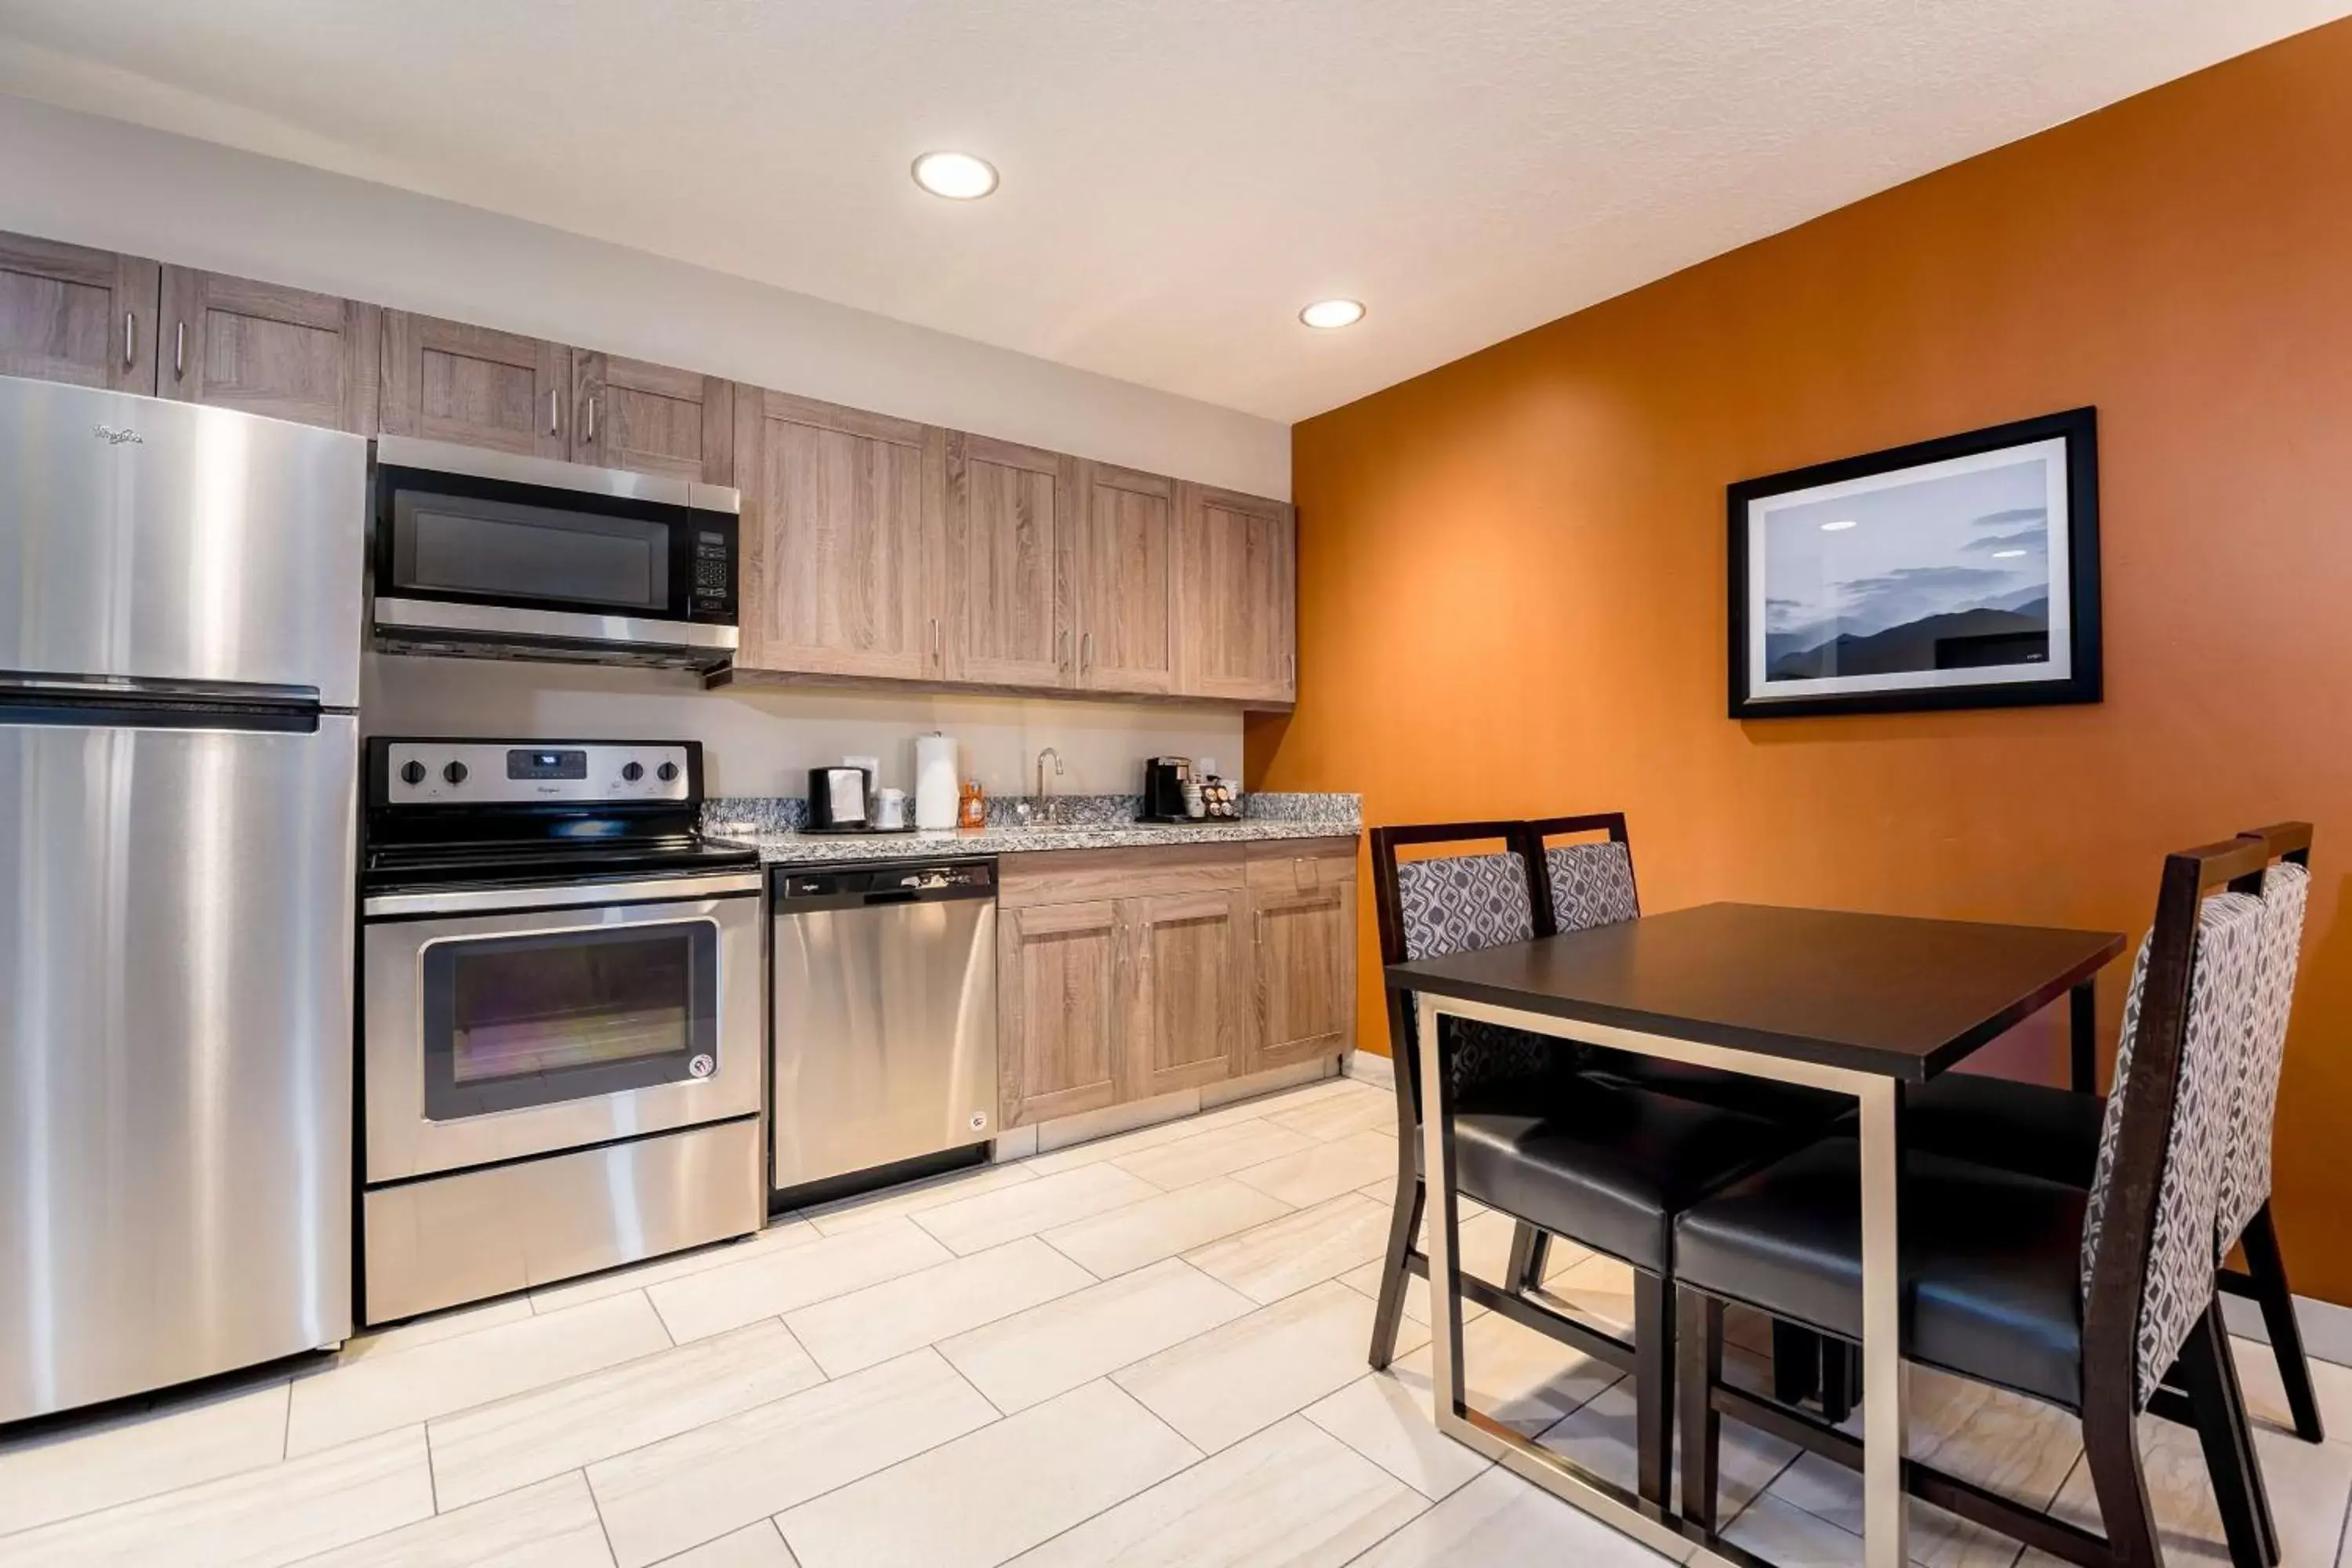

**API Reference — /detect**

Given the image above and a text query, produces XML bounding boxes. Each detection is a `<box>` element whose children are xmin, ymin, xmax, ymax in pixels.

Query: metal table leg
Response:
<box><xmin>1857</xmin><ymin>1076</ymin><xmax>1911</xmax><ymax>1568</ymax></box>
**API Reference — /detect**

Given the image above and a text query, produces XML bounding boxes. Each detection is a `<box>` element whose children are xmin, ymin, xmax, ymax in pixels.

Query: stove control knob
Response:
<box><xmin>657</xmin><ymin>761</ymin><xmax>681</xmax><ymax>782</ymax></box>
<box><xmin>399</xmin><ymin>760</ymin><xmax>427</xmax><ymax>786</ymax></box>
<box><xmin>621</xmin><ymin>761</ymin><xmax>644</xmax><ymax>782</ymax></box>
<box><xmin>443</xmin><ymin>761</ymin><xmax>469</xmax><ymax>786</ymax></box>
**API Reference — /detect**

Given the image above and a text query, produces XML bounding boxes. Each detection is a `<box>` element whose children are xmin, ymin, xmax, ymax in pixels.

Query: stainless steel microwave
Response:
<box><xmin>369</xmin><ymin>435</ymin><xmax>741</xmax><ymax>670</ymax></box>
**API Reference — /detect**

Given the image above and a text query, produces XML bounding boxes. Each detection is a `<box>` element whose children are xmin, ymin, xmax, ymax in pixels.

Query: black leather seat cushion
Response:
<box><xmin>1446</xmin><ymin>1079</ymin><xmax>1807</xmax><ymax>1274</ymax></box>
<box><xmin>1579</xmin><ymin>1048</ymin><xmax>1853</xmax><ymax>1131</ymax></box>
<box><xmin>1674</xmin><ymin>1136</ymin><xmax>2088</xmax><ymax>1408</ymax></box>
<box><xmin>1904</xmin><ymin>1073</ymin><xmax>2104</xmax><ymax>1189</ymax></box>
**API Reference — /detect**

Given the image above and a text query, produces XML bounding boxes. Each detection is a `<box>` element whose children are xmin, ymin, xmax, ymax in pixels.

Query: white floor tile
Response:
<box><xmin>1335</xmin><ymin>1259</ymin><xmax>1492</xmax><ymax>1328</ymax></box>
<box><xmin>660</xmin><ymin>1521</ymin><xmax>800</xmax><ymax>1566</ymax></box>
<box><xmin>941</xmin><ymin>1257</ymin><xmax>1257</xmax><ymax>1413</ymax></box>
<box><xmin>776</xmin><ymin>1380</ymin><xmax>1199</xmax><ymax>1568</ymax></box>
<box><xmin>1346</xmin><ymin>1462</ymin><xmax>1679</xmax><ymax>1568</ymax></box>
<box><xmin>1114</xmin><ymin>1279</ymin><xmax>1429</xmax><ymax>1454</ymax></box>
<box><xmin>1265</xmin><ymin>1091</ymin><xmax>1400</xmax><ymax>1143</ymax></box>
<box><xmin>1039</xmin><ymin>1177</ymin><xmax>1294</xmax><ymax>1277</ymax></box>
<box><xmin>1004</xmin><ymin>1414</ymin><xmax>1426</xmax><ymax>1566</ymax></box>
<box><xmin>800</xmin><ymin>1160</ymin><xmax>1040</xmax><ymax>1236</ymax></box>
<box><xmin>296</xmin><ymin>1471</ymin><xmax>611</xmax><ymax>1567</ymax></box>
<box><xmin>910</xmin><ymin>1163</ymin><xmax>1163</xmax><ymax>1254</ymax></box>
<box><xmin>528</xmin><ymin>1218</ymin><xmax>821</xmax><ymax>1315</ymax></box>
<box><xmin>784</xmin><ymin>1235</ymin><xmax>1095</xmax><ymax>1377</ymax></box>
<box><xmin>343</xmin><ymin>1294</ymin><xmax>537</xmax><ymax>1359</ymax></box>
<box><xmin>1723</xmin><ymin>1490</ymin><xmax>1876</xmax><ymax>1567</ymax></box>
<box><xmin>646</xmin><ymin>1216</ymin><xmax>953</xmax><ymax>1343</ymax></box>
<box><xmin>1540</xmin><ymin>1379</ymin><xmax>1797</xmax><ymax>1515</ymax></box>
<box><xmin>2230</xmin><ymin>1334</ymin><xmax>2352</xmax><ymax>1445</ymax></box>
<box><xmin>1304</xmin><ymin>1372</ymin><xmax>1494</xmax><ymax>1501</ymax></box>
<box><xmin>287</xmin><ymin>1291</ymin><xmax>673</xmax><ymax>1456</ymax></box>
<box><xmin>0</xmin><ymin>1425</ymin><xmax>434</xmax><ymax>1568</ymax></box>
<box><xmin>430</xmin><ymin>1317</ymin><xmax>825</xmax><ymax>1510</ymax></box>
<box><xmin>1113</xmin><ymin>1120</ymin><xmax>1319</xmax><ymax>1191</ymax></box>
<box><xmin>1024</xmin><ymin>1110</ymin><xmax>1217</xmax><ymax>1176</ymax></box>
<box><xmin>1232</xmin><ymin>1129</ymin><xmax>1400</xmax><ymax>1208</ymax></box>
<box><xmin>1184</xmin><ymin>1192</ymin><xmax>1395</xmax><ymax>1304</ymax></box>
<box><xmin>0</xmin><ymin>1371</ymin><xmax>289</xmax><ymax>1535</ymax></box>
<box><xmin>587</xmin><ymin>1348</ymin><xmax>996</xmax><ymax>1568</ymax></box>
<box><xmin>1391</xmin><ymin>1310</ymin><xmax>1623</xmax><ymax>1438</ymax></box>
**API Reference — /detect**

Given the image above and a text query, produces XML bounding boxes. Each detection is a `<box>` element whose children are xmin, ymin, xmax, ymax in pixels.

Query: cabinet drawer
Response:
<box><xmin>1243</xmin><ymin>838</ymin><xmax>1359</xmax><ymax>893</ymax></box>
<box><xmin>999</xmin><ymin>844</ymin><xmax>1245</xmax><ymax>909</ymax></box>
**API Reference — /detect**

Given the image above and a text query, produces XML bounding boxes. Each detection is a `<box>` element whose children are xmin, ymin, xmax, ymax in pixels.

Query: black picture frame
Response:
<box><xmin>1726</xmin><ymin>407</ymin><xmax>2101</xmax><ymax>720</ymax></box>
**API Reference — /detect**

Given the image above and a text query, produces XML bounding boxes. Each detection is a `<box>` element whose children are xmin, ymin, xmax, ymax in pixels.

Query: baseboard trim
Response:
<box><xmin>1345</xmin><ymin>1049</ymin><xmax>1395</xmax><ymax>1091</ymax></box>
<box><xmin>2223</xmin><ymin>1290</ymin><xmax>2352</xmax><ymax>1368</ymax></box>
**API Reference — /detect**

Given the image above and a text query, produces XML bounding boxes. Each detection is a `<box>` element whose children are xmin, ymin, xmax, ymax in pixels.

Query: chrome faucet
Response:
<box><xmin>1036</xmin><ymin>748</ymin><xmax>1065</xmax><ymax>824</ymax></box>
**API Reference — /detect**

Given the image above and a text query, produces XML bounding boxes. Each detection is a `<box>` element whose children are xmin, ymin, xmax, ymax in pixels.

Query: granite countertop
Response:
<box><xmin>703</xmin><ymin>792</ymin><xmax>1360</xmax><ymax>866</ymax></box>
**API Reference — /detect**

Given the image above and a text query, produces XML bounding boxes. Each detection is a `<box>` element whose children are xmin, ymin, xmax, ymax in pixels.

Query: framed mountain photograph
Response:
<box><xmin>1727</xmin><ymin>408</ymin><xmax>2101</xmax><ymax>719</ymax></box>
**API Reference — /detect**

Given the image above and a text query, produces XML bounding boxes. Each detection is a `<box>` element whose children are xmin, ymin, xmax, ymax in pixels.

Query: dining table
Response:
<box><xmin>1383</xmin><ymin>900</ymin><xmax>2125</xmax><ymax>1568</ymax></box>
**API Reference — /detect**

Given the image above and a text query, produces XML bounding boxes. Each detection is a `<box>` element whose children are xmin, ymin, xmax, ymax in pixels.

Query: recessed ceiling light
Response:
<box><xmin>1299</xmin><ymin>299</ymin><xmax>1366</xmax><ymax>330</ymax></box>
<box><xmin>911</xmin><ymin>151</ymin><xmax>999</xmax><ymax>200</ymax></box>
<box><xmin>1820</xmin><ymin>520</ymin><xmax>1858</xmax><ymax>532</ymax></box>
<box><xmin>1991</xmin><ymin>548</ymin><xmax>2027</xmax><ymax>558</ymax></box>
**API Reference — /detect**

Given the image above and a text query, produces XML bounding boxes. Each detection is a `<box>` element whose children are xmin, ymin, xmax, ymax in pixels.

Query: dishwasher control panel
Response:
<box><xmin>774</xmin><ymin>858</ymin><xmax>996</xmax><ymax>906</ymax></box>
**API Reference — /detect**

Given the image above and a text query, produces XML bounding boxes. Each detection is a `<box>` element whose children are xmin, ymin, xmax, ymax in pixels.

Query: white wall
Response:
<box><xmin>361</xmin><ymin>655</ymin><xmax>1245</xmax><ymax>802</ymax></box>
<box><xmin>0</xmin><ymin>93</ymin><xmax>1290</xmax><ymax>499</ymax></box>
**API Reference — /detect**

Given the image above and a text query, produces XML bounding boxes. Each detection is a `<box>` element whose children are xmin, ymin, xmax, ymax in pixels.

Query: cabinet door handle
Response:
<box><xmin>122</xmin><ymin>312</ymin><xmax>136</xmax><ymax>370</ymax></box>
<box><xmin>1058</xmin><ymin>627</ymin><xmax>1070</xmax><ymax>669</ymax></box>
<box><xmin>1284</xmin><ymin>652</ymin><xmax>1295</xmax><ymax>689</ymax></box>
<box><xmin>172</xmin><ymin>321</ymin><xmax>186</xmax><ymax>381</ymax></box>
<box><xmin>583</xmin><ymin>395</ymin><xmax>597</xmax><ymax>445</ymax></box>
<box><xmin>931</xmin><ymin>617</ymin><xmax>942</xmax><ymax>659</ymax></box>
<box><xmin>1080</xmin><ymin>632</ymin><xmax>1094</xmax><ymax>673</ymax></box>
<box><xmin>546</xmin><ymin>388</ymin><xmax>561</xmax><ymax>438</ymax></box>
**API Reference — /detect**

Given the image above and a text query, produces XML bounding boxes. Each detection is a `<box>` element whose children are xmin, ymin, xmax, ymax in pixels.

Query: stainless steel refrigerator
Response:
<box><xmin>1</xmin><ymin>376</ymin><xmax>365</xmax><ymax>1423</ymax></box>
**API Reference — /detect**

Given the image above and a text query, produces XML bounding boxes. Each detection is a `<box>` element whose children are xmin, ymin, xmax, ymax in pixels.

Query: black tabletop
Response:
<box><xmin>1384</xmin><ymin>902</ymin><xmax>2125</xmax><ymax>1080</ymax></box>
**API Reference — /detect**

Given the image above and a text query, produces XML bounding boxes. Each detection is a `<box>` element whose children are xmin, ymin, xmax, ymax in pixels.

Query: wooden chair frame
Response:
<box><xmin>1676</xmin><ymin>835</ymin><xmax>2280</xmax><ymax>1568</ymax></box>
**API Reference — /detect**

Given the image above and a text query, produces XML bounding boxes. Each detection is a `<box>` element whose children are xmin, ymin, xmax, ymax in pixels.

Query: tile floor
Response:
<box><xmin>3</xmin><ymin>1072</ymin><xmax>2347</xmax><ymax>1567</ymax></box>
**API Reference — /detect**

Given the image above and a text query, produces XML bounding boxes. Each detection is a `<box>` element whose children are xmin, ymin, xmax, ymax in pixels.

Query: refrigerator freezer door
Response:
<box><xmin>0</xmin><ymin>376</ymin><xmax>367</xmax><ymax>709</ymax></box>
<box><xmin>0</xmin><ymin>713</ymin><xmax>358</xmax><ymax>1423</ymax></box>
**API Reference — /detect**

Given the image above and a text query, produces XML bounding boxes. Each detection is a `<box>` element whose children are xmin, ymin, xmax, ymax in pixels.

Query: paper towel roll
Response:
<box><xmin>913</xmin><ymin>733</ymin><xmax>958</xmax><ymax>830</ymax></box>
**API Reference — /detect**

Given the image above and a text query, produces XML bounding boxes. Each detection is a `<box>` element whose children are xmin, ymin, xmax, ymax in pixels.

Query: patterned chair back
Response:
<box><xmin>1370</xmin><ymin>822</ymin><xmax>1565</xmax><ymax>1111</ymax></box>
<box><xmin>2080</xmin><ymin>876</ymin><xmax>2265</xmax><ymax>1409</ymax></box>
<box><xmin>2217</xmin><ymin>855</ymin><xmax>2310</xmax><ymax>1252</ymax></box>
<box><xmin>1546</xmin><ymin>841</ymin><xmax>1641</xmax><ymax>932</ymax></box>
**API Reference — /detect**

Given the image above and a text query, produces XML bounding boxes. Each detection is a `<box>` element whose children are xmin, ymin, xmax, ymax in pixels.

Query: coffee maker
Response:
<box><xmin>1139</xmin><ymin>757</ymin><xmax>1194</xmax><ymax>822</ymax></box>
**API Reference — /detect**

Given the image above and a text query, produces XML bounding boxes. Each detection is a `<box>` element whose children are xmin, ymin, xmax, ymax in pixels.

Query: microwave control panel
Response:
<box><xmin>690</xmin><ymin>528</ymin><xmax>734</xmax><ymax>618</ymax></box>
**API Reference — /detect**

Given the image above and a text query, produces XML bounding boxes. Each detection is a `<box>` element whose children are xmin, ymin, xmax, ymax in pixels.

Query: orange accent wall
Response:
<box><xmin>1250</xmin><ymin>20</ymin><xmax>2352</xmax><ymax>1301</ymax></box>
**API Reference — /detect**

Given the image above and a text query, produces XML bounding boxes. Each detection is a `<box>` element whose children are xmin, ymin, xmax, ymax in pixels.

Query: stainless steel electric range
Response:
<box><xmin>357</xmin><ymin>737</ymin><xmax>764</xmax><ymax>1323</ymax></box>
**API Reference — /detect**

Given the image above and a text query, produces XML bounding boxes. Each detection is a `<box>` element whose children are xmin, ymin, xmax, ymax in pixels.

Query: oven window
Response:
<box><xmin>421</xmin><ymin>922</ymin><xmax>718</xmax><ymax>1120</ymax></box>
<box><xmin>393</xmin><ymin>491</ymin><xmax>670</xmax><ymax>612</ymax></box>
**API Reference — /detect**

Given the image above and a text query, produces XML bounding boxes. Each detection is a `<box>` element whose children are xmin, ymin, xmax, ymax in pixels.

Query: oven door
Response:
<box><xmin>370</xmin><ymin>435</ymin><xmax>739</xmax><ymax>664</ymax></box>
<box><xmin>364</xmin><ymin>877</ymin><xmax>761</xmax><ymax>1183</ymax></box>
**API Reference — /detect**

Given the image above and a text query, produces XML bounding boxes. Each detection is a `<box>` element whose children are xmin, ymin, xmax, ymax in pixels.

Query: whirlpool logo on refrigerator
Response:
<box><xmin>93</xmin><ymin>425</ymin><xmax>144</xmax><ymax>446</ymax></box>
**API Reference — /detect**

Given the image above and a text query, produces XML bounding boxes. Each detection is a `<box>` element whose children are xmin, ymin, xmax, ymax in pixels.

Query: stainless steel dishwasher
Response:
<box><xmin>770</xmin><ymin>858</ymin><xmax>999</xmax><ymax>1199</ymax></box>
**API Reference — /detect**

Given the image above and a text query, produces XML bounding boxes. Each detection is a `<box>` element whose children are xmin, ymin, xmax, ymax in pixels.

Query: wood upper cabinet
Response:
<box><xmin>1000</xmin><ymin>899</ymin><xmax>1127</xmax><ymax>1127</ymax></box>
<box><xmin>1179</xmin><ymin>483</ymin><xmax>1297</xmax><ymax>704</ymax></box>
<box><xmin>158</xmin><ymin>268</ymin><xmax>379</xmax><ymax>432</ymax></box>
<box><xmin>945</xmin><ymin>434</ymin><xmax>1075</xmax><ymax>688</ymax></box>
<box><xmin>734</xmin><ymin>387</ymin><xmax>947</xmax><ymax>680</ymax></box>
<box><xmin>1076</xmin><ymin>462</ymin><xmax>1178</xmax><ymax>695</ymax></box>
<box><xmin>1245</xmin><ymin>848</ymin><xmax>1358</xmax><ymax>1073</ymax></box>
<box><xmin>572</xmin><ymin>353</ymin><xmax>733</xmax><ymax>482</ymax></box>
<box><xmin>1127</xmin><ymin>890</ymin><xmax>1246</xmax><ymax>1098</ymax></box>
<box><xmin>0</xmin><ymin>230</ymin><xmax>158</xmax><ymax>392</ymax></box>
<box><xmin>381</xmin><ymin>310</ymin><xmax>570</xmax><ymax>457</ymax></box>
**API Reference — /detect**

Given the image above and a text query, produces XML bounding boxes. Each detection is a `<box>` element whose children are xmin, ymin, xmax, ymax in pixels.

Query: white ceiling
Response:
<box><xmin>0</xmin><ymin>1</ymin><xmax>2342</xmax><ymax>422</ymax></box>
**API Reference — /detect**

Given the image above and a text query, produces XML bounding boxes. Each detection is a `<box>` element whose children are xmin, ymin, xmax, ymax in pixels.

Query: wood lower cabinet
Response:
<box><xmin>1076</xmin><ymin>462</ymin><xmax>1178</xmax><ymax>695</ymax></box>
<box><xmin>1129</xmin><ymin>890</ymin><xmax>1247</xmax><ymax>1097</ymax></box>
<box><xmin>0</xmin><ymin>230</ymin><xmax>157</xmax><ymax>392</ymax></box>
<box><xmin>159</xmin><ymin>268</ymin><xmax>379</xmax><ymax>432</ymax></box>
<box><xmin>572</xmin><ymin>353</ymin><xmax>733</xmax><ymax>482</ymax></box>
<box><xmin>946</xmin><ymin>434</ymin><xmax>1074</xmax><ymax>688</ymax></box>
<box><xmin>998</xmin><ymin>840</ymin><xmax>1356</xmax><ymax>1128</ymax></box>
<box><xmin>1179</xmin><ymin>483</ymin><xmax>1297</xmax><ymax>705</ymax></box>
<box><xmin>1000</xmin><ymin>898</ymin><xmax>1128</xmax><ymax>1127</ymax></box>
<box><xmin>381</xmin><ymin>310</ymin><xmax>570</xmax><ymax>457</ymax></box>
<box><xmin>735</xmin><ymin>387</ymin><xmax>947</xmax><ymax>681</ymax></box>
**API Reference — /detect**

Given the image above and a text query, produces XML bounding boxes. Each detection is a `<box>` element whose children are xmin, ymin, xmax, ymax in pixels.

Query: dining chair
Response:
<box><xmin>1672</xmin><ymin>836</ymin><xmax>2278</xmax><ymax>1568</ymax></box>
<box><xmin>1367</xmin><ymin>818</ymin><xmax>1821</xmax><ymax>1508</ymax></box>
<box><xmin>1519</xmin><ymin>813</ymin><xmax>1862</xmax><ymax>1418</ymax></box>
<box><xmin>1900</xmin><ymin>822</ymin><xmax>2323</xmax><ymax>1443</ymax></box>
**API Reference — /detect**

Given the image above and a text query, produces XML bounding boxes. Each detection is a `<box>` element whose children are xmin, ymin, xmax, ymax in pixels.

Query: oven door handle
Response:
<box><xmin>364</xmin><ymin>870</ymin><xmax>764</xmax><ymax>919</ymax></box>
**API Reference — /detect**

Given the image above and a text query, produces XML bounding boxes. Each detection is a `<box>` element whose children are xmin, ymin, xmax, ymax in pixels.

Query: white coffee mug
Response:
<box><xmin>875</xmin><ymin>787</ymin><xmax>908</xmax><ymax>829</ymax></box>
